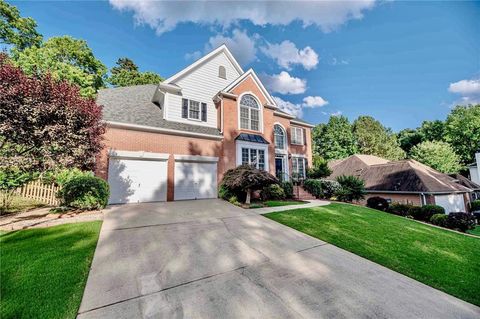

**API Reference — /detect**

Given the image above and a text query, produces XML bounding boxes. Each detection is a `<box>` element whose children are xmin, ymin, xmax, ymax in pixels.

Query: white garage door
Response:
<box><xmin>108</xmin><ymin>151</ymin><xmax>169</xmax><ymax>204</ymax></box>
<box><xmin>434</xmin><ymin>194</ymin><xmax>466</xmax><ymax>213</ymax></box>
<box><xmin>174</xmin><ymin>155</ymin><xmax>218</xmax><ymax>200</ymax></box>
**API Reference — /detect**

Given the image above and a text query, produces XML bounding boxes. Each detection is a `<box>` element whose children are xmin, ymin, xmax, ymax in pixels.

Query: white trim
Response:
<box><xmin>224</xmin><ymin>69</ymin><xmax>276</xmax><ymax>106</ymax></box>
<box><xmin>237</xmin><ymin>92</ymin><xmax>263</xmax><ymax>133</ymax></box>
<box><xmin>291</xmin><ymin>153</ymin><xmax>307</xmax><ymax>158</ymax></box>
<box><xmin>157</xmin><ymin>82</ymin><xmax>182</xmax><ymax>93</ymax></box>
<box><xmin>163</xmin><ymin>92</ymin><xmax>169</xmax><ymax>120</ymax></box>
<box><xmin>290</xmin><ymin>119</ymin><xmax>314</xmax><ymax>128</ymax></box>
<box><xmin>274</xmin><ymin>110</ymin><xmax>295</xmax><ymax>119</ymax></box>
<box><xmin>106</xmin><ymin>121</ymin><xmax>224</xmax><ymax>140</ymax></box>
<box><xmin>218</xmin><ymin>91</ymin><xmax>238</xmax><ymax>100</ymax></box>
<box><xmin>165</xmin><ymin>45</ymin><xmax>244</xmax><ymax>84</ymax></box>
<box><xmin>273</xmin><ymin>122</ymin><xmax>287</xmax><ymax>153</ymax></box>
<box><xmin>275</xmin><ymin>154</ymin><xmax>289</xmax><ymax>181</ymax></box>
<box><xmin>220</xmin><ymin>99</ymin><xmax>224</xmax><ymax>133</ymax></box>
<box><xmin>291</xmin><ymin>156</ymin><xmax>307</xmax><ymax>179</ymax></box>
<box><xmin>109</xmin><ymin>150</ymin><xmax>169</xmax><ymax>161</ymax></box>
<box><xmin>235</xmin><ymin>140</ymin><xmax>269</xmax><ymax>171</ymax></box>
<box><xmin>188</xmin><ymin>99</ymin><xmax>201</xmax><ymax>121</ymax></box>
<box><xmin>174</xmin><ymin>155</ymin><xmax>219</xmax><ymax>163</ymax></box>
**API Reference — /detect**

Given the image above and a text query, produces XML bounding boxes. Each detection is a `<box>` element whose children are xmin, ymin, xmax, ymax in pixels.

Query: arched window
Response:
<box><xmin>218</xmin><ymin>66</ymin><xmax>226</xmax><ymax>79</ymax></box>
<box><xmin>274</xmin><ymin>124</ymin><xmax>285</xmax><ymax>150</ymax></box>
<box><xmin>239</xmin><ymin>94</ymin><xmax>260</xmax><ymax>131</ymax></box>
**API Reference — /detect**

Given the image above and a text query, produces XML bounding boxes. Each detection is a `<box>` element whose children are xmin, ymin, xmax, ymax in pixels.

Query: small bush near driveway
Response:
<box><xmin>59</xmin><ymin>175</ymin><xmax>109</xmax><ymax>210</ymax></box>
<box><xmin>366</xmin><ymin>196</ymin><xmax>389</xmax><ymax>211</ymax></box>
<box><xmin>261</xmin><ymin>184</ymin><xmax>285</xmax><ymax>200</ymax></box>
<box><xmin>430</xmin><ymin>214</ymin><xmax>448</xmax><ymax>227</ymax></box>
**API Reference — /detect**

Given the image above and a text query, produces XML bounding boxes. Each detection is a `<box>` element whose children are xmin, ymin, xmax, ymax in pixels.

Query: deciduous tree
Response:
<box><xmin>312</xmin><ymin>116</ymin><xmax>357</xmax><ymax>160</ymax></box>
<box><xmin>410</xmin><ymin>141</ymin><xmax>462</xmax><ymax>174</ymax></box>
<box><xmin>0</xmin><ymin>0</ymin><xmax>42</xmax><ymax>50</ymax></box>
<box><xmin>12</xmin><ymin>36</ymin><xmax>107</xmax><ymax>97</ymax></box>
<box><xmin>108</xmin><ymin>57</ymin><xmax>163</xmax><ymax>87</ymax></box>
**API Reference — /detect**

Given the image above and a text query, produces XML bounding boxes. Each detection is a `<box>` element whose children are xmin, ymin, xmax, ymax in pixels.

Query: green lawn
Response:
<box><xmin>0</xmin><ymin>221</ymin><xmax>102</xmax><ymax>319</ymax></box>
<box><xmin>467</xmin><ymin>226</ymin><xmax>480</xmax><ymax>237</ymax></box>
<box><xmin>263</xmin><ymin>200</ymin><xmax>306</xmax><ymax>207</ymax></box>
<box><xmin>265</xmin><ymin>203</ymin><xmax>480</xmax><ymax>306</ymax></box>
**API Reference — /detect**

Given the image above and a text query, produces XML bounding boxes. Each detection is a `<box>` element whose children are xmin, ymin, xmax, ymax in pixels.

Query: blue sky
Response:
<box><xmin>8</xmin><ymin>0</ymin><xmax>480</xmax><ymax>131</ymax></box>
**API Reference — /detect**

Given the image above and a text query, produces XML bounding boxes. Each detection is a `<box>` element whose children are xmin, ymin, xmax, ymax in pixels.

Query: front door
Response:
<box><xmin>275</xmin><ymin>156</ymin><xmax>285</xmax><ymax>181</ymax></box>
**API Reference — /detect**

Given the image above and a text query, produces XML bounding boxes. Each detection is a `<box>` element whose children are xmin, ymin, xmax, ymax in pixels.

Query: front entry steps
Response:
<box><xmin>293</xmin><ymin>186</ymin><xmax>316</xmax><ymax>200</ymax></box>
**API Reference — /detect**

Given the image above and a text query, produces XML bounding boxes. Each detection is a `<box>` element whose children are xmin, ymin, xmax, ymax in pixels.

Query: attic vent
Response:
<box><xmin>218</xmin><ymin>66</ymin><xmax>226</xmax><ymax>79</ymax></box>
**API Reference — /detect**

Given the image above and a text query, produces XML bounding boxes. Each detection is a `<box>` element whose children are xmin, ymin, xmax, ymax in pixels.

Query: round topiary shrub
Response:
<box><xmin>420</xmin><ymin>205</ymin><xmax>445</xmax><ymax>221</ymax></box>
<box><xmin>430</xmin><ymin>213</ymin><xmax>448</xmax><ymax>227</ymax></box>
<box><xmin>261</xmin><ymin>184</ymin><xmax>285</xmax><ymax>200</ymax></box>
<box><xmin>387</xmin><ymin>203</ymin><xmax>413</xmax><ymax>217</ymax></box>
<box><xmin>366</xmin><ymin>196</ymin><xmax>389</xmax><ymax>211</ymax></box>
<box><xmin>59</xmin><ymin>175</ymin><xmax>109</xmax><ymax>210</ymax></box>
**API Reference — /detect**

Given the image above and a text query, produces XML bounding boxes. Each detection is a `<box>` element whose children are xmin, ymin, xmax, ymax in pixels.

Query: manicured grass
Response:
<box><xmin>0</xmin><ymin>221</ymin><xmax>102</xmax><ymax>319</ymax></box>
<box><xmin>0</xmin><ymin>195</ymin><xmax>46</xmax><ymax>215</ymax></box>
<box><xmin>467</xmin><ymin>226</ymin><xmax>480</xmax><ymax>237</ymax></box>
<box><xmin>265</xmin><ymin>203</ymin><xmax>480</xmax><ymax>306</ymax></box>
<box><xmin>263</xmin><ymin>200</ymin><xmax>306</xmax><ymax>207</ymax></box>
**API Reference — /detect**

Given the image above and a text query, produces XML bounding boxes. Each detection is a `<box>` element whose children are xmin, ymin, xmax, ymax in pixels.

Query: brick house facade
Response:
<box><xmin>97</xmin><ymin>45</ymin><xmax>313</xmax><ymax>203</ymax></box>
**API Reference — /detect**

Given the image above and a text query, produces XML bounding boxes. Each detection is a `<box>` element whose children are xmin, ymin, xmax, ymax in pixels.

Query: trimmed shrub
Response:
<box><xmin>59</xmin><ymin>175</ymin><xmax>109</xmax><ymax>210</ymax></box>
<box><xmin>321</xmin><ymin>179</ymin><xmax>341</xmax><ymax>199</ymax></box>
<box><xmin>44</xmin><ymin>168</ymin><xmax>93</xmax><ymax>187</ymax></box>
<box><xmin>419</xmin><ymin>205</ymin><xmax>445</xmax><ymax>221</ymax></box>
<box><xmin>218</xmin><ymin>184</ymin><xmax>234</xmax><ymax>200</ymax></box>
<box><xmin>261</xmin><ymin>184</ymin><xmax>285</xmax><ymax>200</ymax></box>
<box><xmin>446</xmin><ymin>212</ymin><xmax>476</xmax><ymax>232</ymax></box>
<box><xmin>335</xmin><ymin>175</ymin><xmax>366</xmax><ymax>202</ymax></box>
<box><xmin>387</xmin><ymin>203</ymin><xmax>413</xmax><ymax>217</ymax></box>
<box><xmin>408</xmin><ymin>206</ymin><xmax>424</xmax><ymax>220</ymax></box>
<box><xmin>470</xmin><ymin>200</ymin><xmax>480</xmax><ymax>212</ymax></box>
<box><xmin>430</xmin><ymin>214</ymin><xmax>448</xmax><ymax>227</ymax></box>
<box><xmin>366</xmin><ymin>196</ymin><xmax>389</xmax><ymax>211</ymax></box>
<box><xmin>304</xmin><ymin>179</ymin><xmax>323</xmax><ymax>198</ymax></box>
<box><xmin>281</xmin><ymin>181</ymin><xmax>294</xmax><ymax>199</ymax></box>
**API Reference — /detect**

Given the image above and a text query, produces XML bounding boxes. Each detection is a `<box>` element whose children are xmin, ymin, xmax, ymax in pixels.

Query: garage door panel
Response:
<box><xmin>434</xmin><ymin>194</ymin><xmax>465</xmax><ymax>213</ymax></box>
<box><xmin>174</xmin><ymin>161</ymin><xmax>217</xmax><ymax>200</ymax></box>
<box><xmin>108</xmin><ymin>158</ymin><xmax>167</xmax><ymax>204</ymax></box>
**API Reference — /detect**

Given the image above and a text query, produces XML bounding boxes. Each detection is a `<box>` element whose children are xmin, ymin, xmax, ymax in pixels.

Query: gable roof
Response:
<box><xmin>164</xmin><ymin>44</ymin><xmax>244</xmax><ymax>84</ymax></box>
<box><xmin>97</xmin><ymin>85</ymin><xmax>221</xmax><ymax>137</ymax></box>
<box><xmin>223</xmin><ymin>68</ymin><xmax>276</xmax><ymax>106</ymax></box>
<box><xmin>328</xmin><ymin>155</ymin><xmax>472</xmax><ymax>194</ymax></box>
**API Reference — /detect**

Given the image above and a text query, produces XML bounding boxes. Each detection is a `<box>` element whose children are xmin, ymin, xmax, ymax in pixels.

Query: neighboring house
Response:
<box><xmin>328</xmin><ymin>154</ymin><xmax>474</xmax><ymax>213</ymax></box>
<box><xmin>96</xmin><ymin>45</ymin><xmax>313</xmax><ymax>204</ymax></box>
<box><xmin>468</xmin><ymin>152</ymin><xmax>480</xmax><ymax>185</ymax></box>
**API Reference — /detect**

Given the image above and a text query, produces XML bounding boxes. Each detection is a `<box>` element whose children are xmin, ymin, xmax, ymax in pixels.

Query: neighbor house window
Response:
<box><xmin>218</xmin><ymin>66</ymin><xmax>226</xmax><ymax>79</ymax></box>
<box><xmin>239</xmin><ymin>94</ymin><xmax>260</xmax><ymax>131</ymax></box>
<box><xmin>241</xmin><ymin>147</ymin><xmax>265</xmax><ymax>170</ymax></box>
<box><xmin>189</xmin><ymin>100</ymin><xmax>200</xmax><ymax>120</ymax></box>
<box><xmin>274</xmin><ymin>124</ymin><xmax>286</xmax><ymax>150</ymax></box>
<box><xmin>292</xmin><ymin>157</ymin><xmax>306</xmax><ymax>179</ymax></box>
<box><xmin>291</xmin><ymin>127</ymin><xmax>304</xmax><ymax>145</ymax></box>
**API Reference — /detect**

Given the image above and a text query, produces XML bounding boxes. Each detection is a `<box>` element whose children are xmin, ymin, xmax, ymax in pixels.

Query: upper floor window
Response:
<box><xmin>218</xmin><ymin>66</ymin><xmax>226</xmax><ymax>79</ymax></box>
<box><xmin>239</xmin><ymin>94</ymin><xmax>260</xmax><ymax>131</ymax></box>
<box><xmin>274</xmin><ymin>124</ymin><xmax>286</xmax><ymax>150</ymax></box>
<box><xmin>291</xmin><ymin>127</ymin><xmax>304</xmax><ymax>145</ymax></box>
<box><xmin>182</xmin><ymin>98</ymin><xmax>207</xmax><ymax>122</ymax></box>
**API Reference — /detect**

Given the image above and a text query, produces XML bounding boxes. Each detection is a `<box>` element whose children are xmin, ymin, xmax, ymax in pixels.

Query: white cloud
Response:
<box><xmin>331</xmin><ymin>111</ymin><xmax>343</xmax><ymax>116</ymax></box>
<box><xmin>330</xmin><ymin>57</ymin><xmax>349</xmax><ymax>65</ymax></box>
<box><xmin>261</xmin><ymin>40</ymin><xmax>319</xmax><ymax>70</ymax></box>
<box><xmin>109</xmin><ymin>0</ymin><xmax>377</xmax><ymax>35</ymax></box>
<box><xmin>448</xmin><ymin>78</ymin><xmax>480</xmax><ymax>105</ymax></box>
<box><xmin>205</xmin><ymin>29</ymin><xmax>258</xmax><ymax>65</ymax></box>
<box><xmin>184</xmin><ymin>50</ymin><xmax>202</xmax><ymax>61</ymax></box>
<box><xmin>273</xmin><ymin>96</ymin><xmax>303</xmax><ymax>118</ymax></box>
<box><xmin>262</xmin><ymin>71</ymin><xmax>307</xmax><ymax>95</ymax></box>
<box><xmin>302</xmin><ymin>96</ymin><xmax>329</xmax><ymax>108</ymax></box>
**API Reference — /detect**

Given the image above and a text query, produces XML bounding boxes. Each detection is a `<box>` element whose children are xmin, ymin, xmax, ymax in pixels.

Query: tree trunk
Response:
<box><xmin>245</xmin><ymin>189</ymin><xmax>251</xmax><ymax>204</ymax></box>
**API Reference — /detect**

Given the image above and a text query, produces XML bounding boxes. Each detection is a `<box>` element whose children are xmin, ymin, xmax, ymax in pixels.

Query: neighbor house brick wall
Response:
<box><xmin>96</xmin><ymin>127</ymin><xmax>222</xmax><ymax>201</ymax></box>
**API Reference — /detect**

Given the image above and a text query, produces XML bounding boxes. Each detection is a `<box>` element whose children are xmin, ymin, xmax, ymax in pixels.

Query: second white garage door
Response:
<box><xmin>434</xmin><ymin>194</ymin><xmax>466</xmax><ymax>213</ymax></box>
<box><xmin>174</xmin><ymin>155</ymin><xmax>218</xmax><ymax>200</ymax></box>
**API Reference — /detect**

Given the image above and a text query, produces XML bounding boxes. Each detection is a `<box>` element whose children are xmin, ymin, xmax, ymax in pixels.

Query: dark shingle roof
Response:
<box><xmin>235</xmin><ymin>133</ymin><xmax>269</xmax><ymax>144</ymax></box>
<box><xmin>328</xmin><ymin>155</ymin><xmax>472</xmax><ymax>193</ymax></box>
<box><xmin>97</xmin><ymin>85</ymin><xmax>221</xmax><ymax>136</ymax></box>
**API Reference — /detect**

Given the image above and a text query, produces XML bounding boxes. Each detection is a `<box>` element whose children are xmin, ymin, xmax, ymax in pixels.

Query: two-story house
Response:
<box><xmin>96</xmin><ymin>45</ymin><xmax>313</xmax><ymax>204</ymax></box>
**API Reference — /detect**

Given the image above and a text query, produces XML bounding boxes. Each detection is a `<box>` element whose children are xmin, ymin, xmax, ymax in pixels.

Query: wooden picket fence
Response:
<box><xmin>15</xmin><ymin>180</ymin><xmax>60</xmax><ymax>206</ymax></box>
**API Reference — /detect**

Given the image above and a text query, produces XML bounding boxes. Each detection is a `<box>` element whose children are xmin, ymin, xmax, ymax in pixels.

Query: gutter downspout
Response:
<box><xmin>420</xmin><ymin>193</ymin><xmax>426</xmax><ymax>206</ymax></box>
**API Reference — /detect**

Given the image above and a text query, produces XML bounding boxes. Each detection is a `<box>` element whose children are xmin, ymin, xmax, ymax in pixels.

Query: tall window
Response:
<box><xmin>189</xmin><ymin>100</ymin><xmax>200</xmax><ymax>120</ymax></box>
<box><xmin>239</xmin><ymin>94</ymin><xmax>260</xmax><ymax>131</ymax></box>
<box><xmin>241</xmin><ymin>147</ymin><xmax>265</xmax><ymax>170</ymax></box>
<box><xmin>291</xmin><ymin>127</ymin><xmax>304</xmax><ymax>145</ymax></box>
<box><xmin>274</xmin><ymin>125</ymin><xmax>286</xmax><ymax>150</ymax></box>
<box><xmin>292</xmin><ymin>157</ymin><xmax>306</xmax><ymax>179</ymax></box>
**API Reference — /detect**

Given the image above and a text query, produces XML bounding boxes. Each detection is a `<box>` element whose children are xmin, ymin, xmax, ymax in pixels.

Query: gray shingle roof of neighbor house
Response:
<box><xmin>328</xmin><ymin>154</ymin><xmax>472</xmax><ymax>193</ymax></box>
<box><xmin>97</xmin><ymin>84</ymin><xmax>222</xmax><ymax>136</ymax></box>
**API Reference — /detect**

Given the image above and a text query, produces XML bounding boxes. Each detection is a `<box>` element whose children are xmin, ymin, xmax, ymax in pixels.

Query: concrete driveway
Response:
<box><xmin>78</xmin><ymin>199</ymin><xmax>479</xmax><ymax>318</ymax></box>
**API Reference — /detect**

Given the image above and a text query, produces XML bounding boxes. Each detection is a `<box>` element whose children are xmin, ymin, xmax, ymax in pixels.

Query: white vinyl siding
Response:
<box><xmin>166</xmin><ymin>53</ymin><xmax>241</xmax><ymax>128</ymax></box>
<box><xmin>291</xmin><ymin>127</ymin><xmax>304</xmax><ymax>145</ymax></box>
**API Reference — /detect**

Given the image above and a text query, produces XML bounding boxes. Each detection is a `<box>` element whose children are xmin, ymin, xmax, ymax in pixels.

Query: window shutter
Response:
<box><xmin>182</xmin><ymin>98</ymin><xmax>188</xmax><ymax>118</ymax></box>
<box><xmin>291</xmin><ymin>128</ymin><xmax>295</xmax><ymax>144</ymax></box>
<box><xmin>303</xmin><ymin>128</ymin><xmax>307</xmax><ymax>145</ymax></box>
<box><xmin>201</xmin><ymin>103</ymin><xmax>207</xmax><ymax>121</ymax></box>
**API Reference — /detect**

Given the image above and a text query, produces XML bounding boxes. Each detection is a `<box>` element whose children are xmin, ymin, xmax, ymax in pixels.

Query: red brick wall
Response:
<box><xmin>97</xmin><ymin>127</ymin><xmax>222</xmax><ymax>201</ymax></box>
<box><xmin>359</xmin><ymin>193</ymin><xmax>422</xmax><ymax>206</ymax></box>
